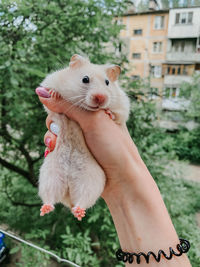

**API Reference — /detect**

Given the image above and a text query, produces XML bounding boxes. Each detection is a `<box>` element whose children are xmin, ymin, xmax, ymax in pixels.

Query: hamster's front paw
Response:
<box><xmin>105</xmin><ymin>109</ymin><xmax>116</xmax><ymax>120</ymax></box>
<box><xmin>49</xmin><ymin>89</ymin><xmax>61</xmax><ymax>100</ymax></box>
<box><xmin>40</xmin><ymin>204</ymin><xmax>55</xmax><ymax>216</ymax></box>
<box><xmin>72</xmin><ymin>206</ymin><xmax>86</xmax><ymax>221</ymax></box>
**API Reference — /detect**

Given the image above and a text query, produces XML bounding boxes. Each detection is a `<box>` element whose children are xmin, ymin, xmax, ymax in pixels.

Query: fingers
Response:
<box><xmin>46</xmin><ymin>115</ymin><xmax>53</xmax><ymax>131</ymax></box>
<box><xmin>44</xmin><ymin>116</ymin><xmax>60</xmax><ymax>155</ymax></box>
<box><xmin>44</xmin><ymin>130</ymin><xmax>57</xmax><ymax>152</ymax></box>
<box><xmin>36</xmin><ymin>87</ymin><xmax>116</xmax><ymax>129</ymax></box>
<box><xmin>36</xmin><ymin>86</ymin><xmax>88</xmax><ymax>124</ymax></box>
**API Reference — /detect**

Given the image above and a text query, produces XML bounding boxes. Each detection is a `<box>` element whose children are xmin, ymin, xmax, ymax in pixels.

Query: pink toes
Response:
<box><xmin>72</xmin><ymin>206</ymin><xmax>86</xmax><ymax>221</ymax></box>
<box><xmin>105</xmin><ymin>109</ymin><xmax>115</xmax><ymax>120</ymax></box>
<box><xmin>40</xmin><ymin>204</ymin><xmax>55</xmax><ymax>216</ymax></box>
<box><xmin>49</xmin><ymin>89</ymin><xmax>61</xmax><ymax>99</ymax></box>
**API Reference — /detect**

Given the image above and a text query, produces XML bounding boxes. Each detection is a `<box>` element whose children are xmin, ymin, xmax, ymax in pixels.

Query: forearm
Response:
<box><xmin>104</xmin><ymin>155</ymin><xmax>191</xmax><ymax>267</ymax></box>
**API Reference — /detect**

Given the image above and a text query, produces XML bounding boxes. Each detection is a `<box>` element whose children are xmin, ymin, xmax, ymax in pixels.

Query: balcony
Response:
<box><xmin>164</xmin><ymin>75</ymin><xmax>192</xmax><ymax>85</ymax></box>
<box><xmin>162</xmin><ymin>98</ymin><xmax>189</xmax><ymax>111</ymax></box>
<box><xmin>166</xmin><ymin>52</ymin><xmax>200</xmax><ymax>63</ymax></box>
<box><xmin>168</xmin><ymin>24</ymin><xmax>200</xmax><ymax>39</ymax></box>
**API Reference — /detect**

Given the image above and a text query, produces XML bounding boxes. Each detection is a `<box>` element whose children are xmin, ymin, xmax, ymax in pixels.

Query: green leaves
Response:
<box><xmin>61</xmin><ymin>226</ymin><xmax>99</xmax><ymax>266</ymax></box>
<box><xmin>9</xmin><ymin>245</ymin><xmax>20</xmax><ymax>254</ymax></box>
<box><xmin>0</xmin><ymin>1</ymin><xmax>127</xmax><ymax>266</ymax></box>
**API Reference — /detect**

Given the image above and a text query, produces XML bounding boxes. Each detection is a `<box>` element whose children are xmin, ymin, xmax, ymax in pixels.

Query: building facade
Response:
<box><xmin>120</xmin><ymin>8</ymin><xmax>169</xmax><ymax>98</ymax></box>
<box><xmin>162</xmin><ymin>6</ymin><xmax>200</xmax><ymax>110</ymax></box>
<box><xmin>120</xmin><ymin>5</ymin><xmax>200</xmax><ymax>112</ymax></box>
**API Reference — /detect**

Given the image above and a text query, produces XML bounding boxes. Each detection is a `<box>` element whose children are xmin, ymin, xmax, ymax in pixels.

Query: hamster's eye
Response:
<box><xmin>82</xmin><ymin>76</ymin><xmax>90</xmax><ymax>83</ymax></box>
<box><xmin>105</xmin><ymin>79</ymin><xmax>109</xmax><ymax>86</ymax></box>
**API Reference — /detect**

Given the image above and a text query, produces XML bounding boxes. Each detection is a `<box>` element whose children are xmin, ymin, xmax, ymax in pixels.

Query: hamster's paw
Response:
<box><xmin>72</xmin><ymin>206</ymin><xmax>86</xmax><ymax>221</ymax></box>
<box><xmin>40</xmin><ymin>204</ymin><xmax>55</xmax><ymax>216</ymax></box>
<box><xmin>49</xmin><ymin>89</ymin><xmax>61</xmax><ymax>100</ymax></box>
<box><xmin>105</xmin><ymin>109</ymin><xmax>116</xmax><ymax>120</ymax></box>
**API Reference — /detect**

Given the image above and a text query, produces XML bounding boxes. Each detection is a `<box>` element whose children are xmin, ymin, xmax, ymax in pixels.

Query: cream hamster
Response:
<box><xmin>37</xmin><ymin>54</ymin><xmax>130</xmax><ymax>220</ymax></box>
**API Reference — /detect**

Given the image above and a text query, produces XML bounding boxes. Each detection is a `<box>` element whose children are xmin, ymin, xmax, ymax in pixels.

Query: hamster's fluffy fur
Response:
<box><xmin>38</xmin><ymin>54</ymin><xmax>130</xmax><ymax>220</ymax></box>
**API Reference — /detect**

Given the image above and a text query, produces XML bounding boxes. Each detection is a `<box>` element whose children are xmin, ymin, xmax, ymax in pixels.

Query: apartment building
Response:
<box><xmin>120</xmin><ymin>5</ymin><xmax>169</xmax><ymax>98</ymax></box>
<box><xmin>162</xmin><ymin>6</ymin><xmax>200</xmax><ymax>110</ymax></box>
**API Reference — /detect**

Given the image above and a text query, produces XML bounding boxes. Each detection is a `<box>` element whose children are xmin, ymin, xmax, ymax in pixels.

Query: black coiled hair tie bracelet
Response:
<box><xmin>116</xmin><ymin>238</ymin><xmax>190</xmax><ymax>264</ymax></box>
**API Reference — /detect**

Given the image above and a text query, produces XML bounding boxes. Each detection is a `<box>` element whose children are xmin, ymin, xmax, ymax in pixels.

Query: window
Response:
<box><xmin>175</xmin><ymin>12</ymin><xmax>193</xmax><ymax>24</ymax></box>
<box><xmin>183</xmin><ymin>66</ymin><xmax>187</xmax><ymax>75</ymax></box>
<box><xmin>154</xmin><ymin>16</ymin><xmax>164</xmax><ymax>29</ymax></box>
<box><xmin>171</xmin><ymin>39</ymin><xmax>196</xmax><ymax>53</ymax></box>
<box><xmin>197</xmin><ymin>38</ymin><xmax>200</xmax><ymax>53</ymax></box>
<box><xmin>133</xmin><ymin>29</ymin><xmax>142</xmax><ymax>35</ymax></box>
<box><xmin>165</xmin><ymin>65</ymin><xmax>189</xmax><ymax>76</ymax></box>
<box><xmin>118</xmin><ymin>43</ymin><xmax>122</xmax><ymax>52</ymax></box>
<box><xmin>153</xmin><ymin>42</ymin><xmax>163</xmax><ymax>53</ymax></box>
<box><xmin>174</xmin><ymin>42</ymin><xmax>179</xmax><ymax>52</ymax></box>
<box><xmin>116</xmin><ymin>18</ymin><xmax>123</xmax><ymax>25</ymax></box>
<box><xmin>175</xmin><ymin>13</ymin><xmax>180</xmax><ymax>24</ymax></box>
<box><xmin>164</xmin><ymin>87</ymin><xmax>179</xmax><ymax>99</ymax></box>
<box><xmin>181</xmin><ymin>12</ymin><xmax>187</xmax><ymax>24</ymax></box>
<box><xmin>188</xmin><ymin>12</ymin><xmax>193</xmax><ymax>23</ymax></box>
<box><xmin>132</xmin><ymin>53</ymin><xmax>141</xmax><ymax>59</ymax></box>
<box><xmin>172</xmin><ymin>40</ymin><xmax>186</xmax><ymax>53</ymax></box>
<box><xmin>131</xmin><ymin>75</ymin><xmax>140</xmax><ymax>80</ymax></box>
<box><xmin>172</xmin><ymin>88</ymin><xmax>177</xmax><ymax>98</ymax></box>
<box><xmin>151</xmin><ymin>65</ymin><xmax>162</xmax><ymax>78</ymax></box>
<box><xmin>164</xmin><ymin>88</ymin><xmax>170</xmax><ymax>98</ymax></box>
<box><xmin>181</xmin><ymin>42</ymin><xmax>185</xmax><ymax>52</ymax></box>
<box><xmin>149</xmin><ymin>88</ymin><xmax>158</xmax><ymax>99</ymax></box>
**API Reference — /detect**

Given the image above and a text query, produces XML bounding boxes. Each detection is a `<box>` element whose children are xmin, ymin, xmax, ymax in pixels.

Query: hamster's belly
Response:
<box><xmin>46</xmin><ymin>112</ymin><xmax>106</xmax><ymax>200</ymax></box>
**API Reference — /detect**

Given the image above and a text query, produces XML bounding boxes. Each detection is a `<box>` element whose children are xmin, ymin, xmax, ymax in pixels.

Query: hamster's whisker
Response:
<box><xmin>79</xmin><ymin>103</ymin><xmax>87</xmax><ymax>110</ymax></box>
<box><xmin>67</xmin><ymin>95</ymin><xmax>86</xmax><ymax>101</ymax></box>
<box><xmin>64</xmin><ymin>98</ymin><xmax>85</xmax><ymax>113</ymax></box>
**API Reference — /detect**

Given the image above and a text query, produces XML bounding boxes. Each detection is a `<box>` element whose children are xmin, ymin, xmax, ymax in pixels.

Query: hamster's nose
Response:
<box><xmin>93</xmin><ymin>94</ymin><xmax>107</xmax><ymax>105</ymax></box>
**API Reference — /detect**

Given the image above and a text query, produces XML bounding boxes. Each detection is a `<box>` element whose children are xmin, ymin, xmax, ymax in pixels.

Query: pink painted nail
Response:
<box><xmin>45</xmin><ymin>137</ymin><xmax>51</xmax><ymax>148</ymax></box>
<box><xmin>44</xmin><ymin>150</ymin><xmax>50</xmax><ymax>157</ymax></box>
<box><xmin>35</xmin><ymin>87</ymin><xmax>51</xmax><ymax>98</ymax></box>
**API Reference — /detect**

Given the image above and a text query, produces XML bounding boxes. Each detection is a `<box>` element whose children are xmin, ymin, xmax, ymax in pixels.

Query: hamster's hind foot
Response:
<box><xmin>40</xmin><ymin>204</ymin><xmax>55</xmax><ymax>216</ymax></box>
<box><xmin>72</xmin><ymin>206</ymin><xmax>86</xmax><ymax>221</ymax></box>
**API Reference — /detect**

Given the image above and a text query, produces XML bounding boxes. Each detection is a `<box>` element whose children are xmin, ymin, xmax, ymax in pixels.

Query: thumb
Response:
<box><xmin>35</xmin><ymin>87</ymin><xmax>88</xmax><ymax>123</ymax></box>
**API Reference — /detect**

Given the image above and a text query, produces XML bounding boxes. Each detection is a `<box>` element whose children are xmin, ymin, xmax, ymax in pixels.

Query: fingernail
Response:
<box><xmin>44</xmin><ymin>149</ymin><xmax>50</xmax><ymax>157</ymax></box>
<box><xmin>45</xmin><ymin>137</ymin><xmax>51</xmax><ymax>148</ymax></box>
<box><xmin>35</xmin><ymin>87</ymin><xmax>51</xmax><ymax>98</ymax></box>
<box><xmin>50</xmin><ymin>122</ymin><xmax>60</xmax><ymax>135</ymax></box>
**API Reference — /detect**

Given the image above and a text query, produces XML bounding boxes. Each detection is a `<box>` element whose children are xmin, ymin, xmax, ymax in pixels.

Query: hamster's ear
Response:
<box><xmin>69</xmin><ymin>54</ymin><xmax>87</xmax><ymax>68</ymax></box>
<box><xmin>106</xmin><ymin>65</ymin><xmax>121</xmax><ymax>82</ymax></box>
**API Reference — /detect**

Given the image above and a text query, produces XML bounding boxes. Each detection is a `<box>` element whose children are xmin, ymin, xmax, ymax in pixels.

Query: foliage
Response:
<box><xmin>170</xmin><ymin>127</ymin><xmax>200</xmax><ymax>164</ymax></box>
<box><xmin>0</xmin><ymin>0</ymin><xmax>126</xmax><ymax>266</ymax></box>
<box><xmin>160</xmin><ymin>74</ymin><xmax>200</xmax><ymax>164</ymax></box>
<box><xmin>0</xmin><ymin>1</ymin><xmax>200</xmax><ymax>267</ymax></box>
<box><xmin>0</xmin><ymin>0</ymin><xmax>127</xmax><ymax>192</ymax></box>
<box><xmin>179</xmin><ymin>74</ymin><xmax>200</xmax><ymax>123</ymax></box>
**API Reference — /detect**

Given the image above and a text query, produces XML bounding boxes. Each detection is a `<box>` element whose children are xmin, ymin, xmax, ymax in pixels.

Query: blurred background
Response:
<box><xmin>0</xmin><ymin>0</ymin><xmax>200</xmax><ymax>266</ymax></box>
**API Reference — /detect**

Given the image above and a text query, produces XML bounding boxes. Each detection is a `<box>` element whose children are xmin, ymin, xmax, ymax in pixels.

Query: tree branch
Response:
<box><xmin>0</xmin><ymin>157</ymin><xmax>37</xmax><ymax>187</ymax></box>
<box><xmin>3</xmin><ymin>184</ymin><xmax>40</xmax><ymax>207</ymax></box>
<box><xmin>33</xmin><ymin>154</ymin><xmax>44</xmax><ymax>163</ymax></box>
<box><xmin>0</xmin><ymin>129</ymin><xmax>37</xmax><ymax>186</ymax></box>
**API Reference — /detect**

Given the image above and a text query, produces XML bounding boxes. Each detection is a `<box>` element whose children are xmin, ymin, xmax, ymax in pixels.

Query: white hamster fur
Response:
<box><xmin>38</xmin><ymin>54</ymin><xmax>130</xmax><ymax>220</ymax></box>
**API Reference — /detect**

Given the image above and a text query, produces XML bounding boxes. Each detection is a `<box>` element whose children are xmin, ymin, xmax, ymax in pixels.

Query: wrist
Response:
<box><xmin>103</xmin><ymin>153</ymin><xmax>155</xmax><ymax>205</ymax></box>
<box><xmin>103</xmin><ymin>157</ymin><xmax>180</xmax><ymax>252</ymax></box>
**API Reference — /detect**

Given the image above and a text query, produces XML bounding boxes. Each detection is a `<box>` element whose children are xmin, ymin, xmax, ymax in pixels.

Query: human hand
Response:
<box><xmin>36</xmin><ymin>88</ymin><xmax>192</xmax><ymax>267</ymax></box>
<box><xmin>36</xmin><ymin>87</ymin><xmax>143</xmax><ymax>200</ymax></box>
